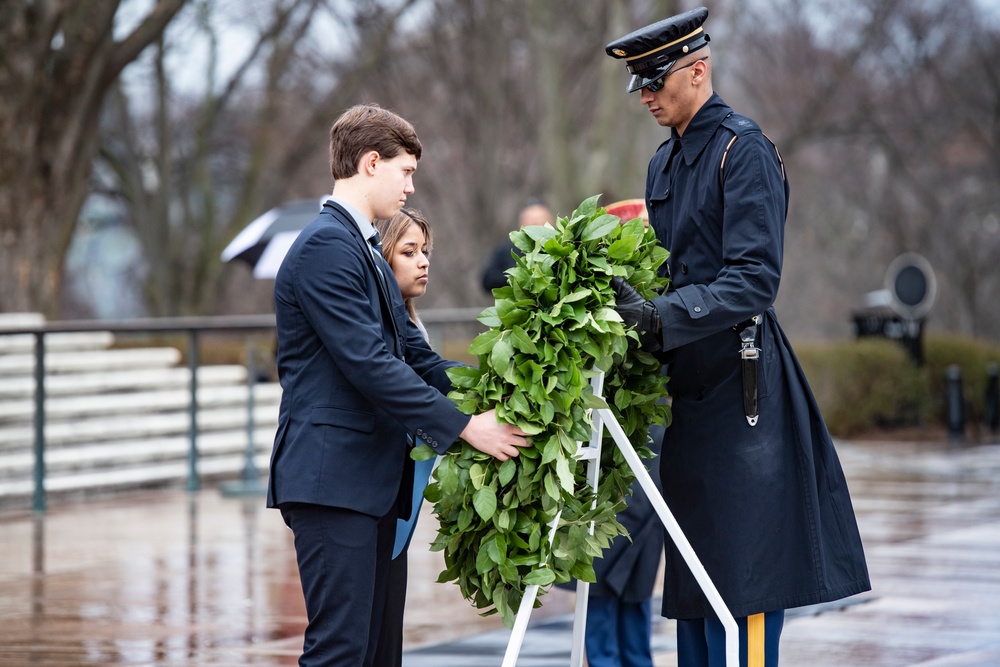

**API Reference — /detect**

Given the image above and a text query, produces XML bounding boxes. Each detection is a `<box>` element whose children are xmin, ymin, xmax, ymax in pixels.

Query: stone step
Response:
<box><xmin>0</xmin><ymin>452</ymin><xmax>271</xmax><ymax>497</ymax></box>
<box><xmin>0</xmin><ymin>427</ymin><xmax>276</xmax><ymax>478</ymax></box>
<box><xmin>0</xmin><ymin>403</ymin><xmax>279</xmax><ymax>449</ymax></box>
<box><xmin>0</xmin><ymin>348</ymin><xmax>183</xmax><ymax>376</ymax></box>
<box><xmin>0</xmin><ymin>313</ymin><xmax>278</xmax><ymax>500</ymax></box>
<box><xmin>0</xmin><ymin>331</ymin><xmax>116</xmax><ymax>354</ymax></box>
<box><xmin>0</xmin><ymin>365</ymin><xmax>251</xmax><ymax>399</ymax></box>
<box><xmin>0</xmin><ymin>312</ymin><xmax>45</xmax><ymax>329</ymax></box>
<box><xmin>0</xmin><ymin>382</ymin><xmax>281</xmax><ymax>423</ymax></box>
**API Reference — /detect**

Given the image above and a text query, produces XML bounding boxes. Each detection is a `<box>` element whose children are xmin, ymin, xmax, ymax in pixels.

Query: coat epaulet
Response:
<box><xmin>719</xmin><ymin>113</ymin><xmax>785</xmax><ymax>183</ymax></box>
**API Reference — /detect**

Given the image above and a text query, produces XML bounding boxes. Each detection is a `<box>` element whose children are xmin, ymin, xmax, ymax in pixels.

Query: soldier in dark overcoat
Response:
<box><xmin>604</xmin><ymin>7</ymin><xmax>871</xmax><ymax>667</ymax></box>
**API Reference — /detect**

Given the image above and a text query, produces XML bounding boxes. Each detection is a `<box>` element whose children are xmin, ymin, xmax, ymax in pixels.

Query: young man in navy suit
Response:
<box><xmin>267</xmin><ymin>104</ymin><xmax>528</xmax><ymax>667</ymax></box>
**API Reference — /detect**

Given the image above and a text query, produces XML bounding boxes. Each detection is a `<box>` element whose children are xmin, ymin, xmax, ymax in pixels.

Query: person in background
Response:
<box><xmin>604</xmin><ymin>8</ymin><xmax>870</xmax><ymax>667</ymax></box>
<box><xmin>371</xmin><ymin>207</ymin><xmax>435</xmax><ymax>667</ymax></box>
<box><xmin>268</xmin><ymin>103</ymin><xmax>529</xmax><ymax>667</ymax></box>
<box><xmin>585</xmin><ymin>424</ymin><xmax>663</xmax><ymax>667</ymax></box>
<box><xmin>583</xmin><ymin>199</ymin><xmax>662</xmax><ymax>667</ymax></box>
<box><xmin>480</xmin><ymin>198</ymin><xmax>553</xmax><ymax>293</ymax></box>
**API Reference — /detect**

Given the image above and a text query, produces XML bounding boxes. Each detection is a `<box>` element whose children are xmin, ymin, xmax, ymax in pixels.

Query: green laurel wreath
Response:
<box><xmin>413</xmin><ymin>195</ymin><xmax>671</xmax><ymax>628</ymax></box>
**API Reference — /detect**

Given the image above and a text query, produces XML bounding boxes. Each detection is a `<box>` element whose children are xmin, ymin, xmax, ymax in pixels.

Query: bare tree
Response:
<box><xmin>859</xmin><ymin>0</ymin><xmax>1000</xmax><ymax>338</ymax></box>
<box><xmin>93</xmin><ymin>0</ymin><xmax>426</xmax><ymax>316</ymax></box>
<box><xmin>723</xmin><ymin>0</ymin><xmax>1000</xmax><ymax>341</ymax></box>
<box><xmin>361</xmin><ymin>0</ymin><xmax>679</xmax><ymax>308</ymax></box>
<box><xmin>14</xmin><ymin>0</ymin><xmax>996</xmax><ymax>344</ymax></box>
<box><xmin>0</xmin><ymin>0</ymin><xmax>185</xmax><ymax>316</ymax></box>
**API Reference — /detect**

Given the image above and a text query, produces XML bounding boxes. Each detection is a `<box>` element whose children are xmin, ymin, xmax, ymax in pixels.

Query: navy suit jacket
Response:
<box><xmin>266</xmin><ymin>200</ymin><xmax>468</xmax><ymax>517</ymax></box>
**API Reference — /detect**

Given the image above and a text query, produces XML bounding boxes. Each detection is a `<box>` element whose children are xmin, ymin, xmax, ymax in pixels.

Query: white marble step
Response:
<box><xmin>0</xmin><ymin>312</ymin><xmax>45</xmax><ymax>329</ymax></box>
<box><xmin>0</xmin><ymin>382</ymin><xmax>281</xmax><ymax>422</ymax></box>
<box><xmin>0</xmin><ymin>427</ymin><xmax>276</xmax><ymax>477</ymax></box>
<box><xmin>0</xmin><ymin>452</ymin><xmax>271</xmax><ymax>497</ymax></box>
<box><xmin>0</xmin><ymin>403</ymin><xmax>279</xmax><ymax>449</ymax></box>
<box><xmin>0</xmin><ymin>331</ymin><xmax>116</xmax><ymax>354</ymax></box>
<box><xmin>0</xmin><ymin>365</ymin><xmax>251</xmax><ymax>398</ymax></box>
<box><xmin>0</xmin><ymin>348</ymin><xmax>182</xmax><ymax>376</ymax></box>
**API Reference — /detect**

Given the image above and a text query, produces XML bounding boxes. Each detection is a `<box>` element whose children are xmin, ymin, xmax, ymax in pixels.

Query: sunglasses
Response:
<box><xmin>645</xmin><ymin>56</ymin><xmax>709</xmax><ymax>92</ymax></box>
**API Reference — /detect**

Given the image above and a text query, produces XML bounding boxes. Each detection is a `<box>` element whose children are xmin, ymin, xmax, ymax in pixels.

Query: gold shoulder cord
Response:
<box><xmin>719</xmin><ymin>134</ymin><xmax>785</xmax><ymax>181</ymax></box>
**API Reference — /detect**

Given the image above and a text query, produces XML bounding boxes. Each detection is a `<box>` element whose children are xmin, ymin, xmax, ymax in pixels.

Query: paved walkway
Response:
<box><xmin>0</xmin><ymin>437</ymin><xmax>998</xmax><ymax>666</ymax></box>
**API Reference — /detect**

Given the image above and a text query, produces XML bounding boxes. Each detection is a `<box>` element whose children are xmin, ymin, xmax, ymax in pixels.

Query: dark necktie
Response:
<box><xmin>367</xmin><ymin>229</ymin><xmax>389</xmax><ymax>293</ymax></box>
<box><xmin>368</xmin><ymin>230</ymin><xmax>383</xmax><ymax>256</ymax></box>
<box><xmin>366</xmin><ymin>228</ymin><xmax>401</xmax><ymax>351</ymax></box>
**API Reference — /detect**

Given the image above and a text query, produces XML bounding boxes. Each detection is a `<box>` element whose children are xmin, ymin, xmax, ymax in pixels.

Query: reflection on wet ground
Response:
<box><xmin>0</xmin><ymin>438</ymin><xmax>997</xmax><ymax>666</ymax></box>
<box><xmin>776</xmin><ymin>439</ymin><xmax>1000</xmax><ymax>667</ymax></box>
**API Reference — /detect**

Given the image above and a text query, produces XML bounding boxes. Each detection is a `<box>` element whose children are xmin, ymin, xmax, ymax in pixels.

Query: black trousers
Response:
<box><xmin>676</xmin><ymin>610</ymin><xmax>784</xmax><ymax>667</ymax></box>
<box><xmin>281</xmin><ymin>503</ymin><xmax>397</xmax><ymax>667</ymax></box>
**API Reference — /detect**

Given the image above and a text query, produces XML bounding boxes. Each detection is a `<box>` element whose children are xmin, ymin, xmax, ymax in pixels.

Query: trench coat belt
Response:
<box><xmin>738</xmin><ymin>315</ymin><xmax>762</xmax><ymax>426</ymax></box>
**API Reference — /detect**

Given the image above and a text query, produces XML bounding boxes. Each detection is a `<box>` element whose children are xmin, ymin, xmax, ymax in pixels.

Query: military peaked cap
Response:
<box><xmin>605</xmin><ymin>6</ymin><xmax>711</xmax><ymax>93</ymax></box>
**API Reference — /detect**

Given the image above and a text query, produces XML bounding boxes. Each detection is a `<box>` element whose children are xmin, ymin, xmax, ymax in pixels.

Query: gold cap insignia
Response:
<box><xmin>612</xmin><ymin>48</ymin><xmax>627</xmax><ymax>57</ymax></box>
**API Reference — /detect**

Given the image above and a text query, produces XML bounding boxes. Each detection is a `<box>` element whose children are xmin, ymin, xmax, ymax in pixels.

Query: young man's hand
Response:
<box><xmin>460</xmin><ymin>409</ymin><xmax>529</xmax><ymax>461</ymax></box>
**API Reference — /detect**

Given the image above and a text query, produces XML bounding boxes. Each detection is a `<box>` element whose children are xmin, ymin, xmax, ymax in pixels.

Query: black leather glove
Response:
<box><xmin>610</xmin><ymin>276</ymin><xmax>662</xmax><ymax>352</ymax></box>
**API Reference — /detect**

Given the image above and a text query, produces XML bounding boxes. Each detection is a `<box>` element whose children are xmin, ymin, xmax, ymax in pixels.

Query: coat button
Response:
<box><xmin>694</xmin><ymin>306</ymin><xmax>702</xmax><ymax>313</ymax></box>
<box><xmin>681</xmin><ymin>262</ymin><xmax>688</xmax><ymax>274</ymax></box>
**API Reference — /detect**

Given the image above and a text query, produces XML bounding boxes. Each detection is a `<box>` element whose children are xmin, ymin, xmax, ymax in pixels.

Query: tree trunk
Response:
<box><xmin>0</xmin><ymin>181</ymin><xmax>68</xmax><ymax>315</ymax></box>
<box><xmin>0</xmin><ymin>0</ymin><xmax>185</xmax><ymax>317</ymax></box>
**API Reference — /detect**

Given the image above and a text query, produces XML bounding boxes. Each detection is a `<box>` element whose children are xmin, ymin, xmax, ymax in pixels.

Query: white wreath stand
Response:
<box><xmin>500</xmin><ymin>372</ymin><xmax>738</xmax><ymax>667</ymax></box>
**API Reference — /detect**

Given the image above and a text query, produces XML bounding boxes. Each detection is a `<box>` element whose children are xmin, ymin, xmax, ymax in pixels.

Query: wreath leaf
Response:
<box><xmin>430</xmin><ymin>195</ymin><xmax>671</xmax><ymax>628</ymax></box>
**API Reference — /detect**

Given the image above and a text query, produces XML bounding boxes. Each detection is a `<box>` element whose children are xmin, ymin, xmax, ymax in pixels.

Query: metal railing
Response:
<box><xmin>0</xmin><ymin>307</ymin><xmax>484</xmax><ymax>513</ymax></box>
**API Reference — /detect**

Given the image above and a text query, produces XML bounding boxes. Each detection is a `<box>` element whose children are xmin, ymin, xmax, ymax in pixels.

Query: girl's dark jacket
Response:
<box><xmin>645</xmin><ymin>93</ymin><xmax>871</xmax><ymax>619</ymax></box>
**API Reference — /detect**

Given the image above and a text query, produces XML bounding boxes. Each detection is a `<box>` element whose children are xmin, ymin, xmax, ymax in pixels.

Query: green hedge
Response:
<box><xmin>795</xmin><ymin>334</ymin><xmax>1000</xmax><ymax>438</ymax></box>
<box><xmin>924</xmin><ymin>334</ymin><xmax>1000</xmax><ymax>427</ymax></box>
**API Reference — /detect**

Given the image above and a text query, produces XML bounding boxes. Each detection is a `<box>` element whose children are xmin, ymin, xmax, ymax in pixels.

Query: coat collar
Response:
<box><xmin>321</xmin><ymin>200</ymin><xmax>403</xmax><ymax>341</ymax></box>
<box><xmin>673</xmin><ymin>92</ymin><xmax>732</xmax><ymax>167</ymax></box>
<box><xmin>326</xmin><ymin>197</ymin><xmax>378</xmax><ymax>249</ymax></box>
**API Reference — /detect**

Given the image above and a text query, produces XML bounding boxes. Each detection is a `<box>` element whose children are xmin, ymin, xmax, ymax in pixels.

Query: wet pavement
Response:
<box><xmin>0</xmin><ymin>436</ymin><xmax>998</xmax><ymax>666</ymax></box>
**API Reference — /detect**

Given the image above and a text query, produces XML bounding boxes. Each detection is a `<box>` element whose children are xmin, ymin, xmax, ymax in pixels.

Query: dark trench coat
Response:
<box><xmin>646</xmin><ymin>93</ymin><xmax>871</xmax><ymax>620</ymax></box>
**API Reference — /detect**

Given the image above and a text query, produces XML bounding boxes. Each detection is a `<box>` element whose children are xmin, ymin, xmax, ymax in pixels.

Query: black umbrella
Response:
<box><xmin>221</xmin><ymin>197</ymin><xmax>325</xmax><ymax>277</ymax></box>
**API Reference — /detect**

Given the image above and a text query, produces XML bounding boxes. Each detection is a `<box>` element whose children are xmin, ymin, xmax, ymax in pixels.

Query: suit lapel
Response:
<box><xmin>324</xmin><ymin>201</ymin><xmax>402</xmax><ymax>346</ymax></box>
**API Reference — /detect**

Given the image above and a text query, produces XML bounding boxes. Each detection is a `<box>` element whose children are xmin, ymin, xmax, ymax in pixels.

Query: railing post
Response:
<box><xmin>187</xmin><ymin>329</ymin><xmax>200</xmax><ymax>491</ymax></box>
<box><xmin>220</xmin><ymin>340</ymin><xmax>267</xmax><ymax>497</ymax></box>
<box><xmin>32</xmin><ymin>332</ymin><xmax>46</xmax><ymax>514</ymax></box>
<box><xmin>243</xmin><ymin>341</ymin><xmax>258</xmax><ymax>482</ymax></box>
<box><xmin>425</xmin><ymin>321</ymin><xmax>442</xmax><ymax>352</ymax></box>
<box><xmin>984</xmin><ymin>362</ymin><xmax>999</xmax><ymax>439</ymax></box>
<box><xmin>945</xmin><ymin>364</ymin><xmax>965</xmax><ymax>444</ymax></box>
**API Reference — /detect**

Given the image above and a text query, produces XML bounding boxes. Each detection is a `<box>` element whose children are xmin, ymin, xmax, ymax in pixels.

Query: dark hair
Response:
<box><xmin>374</xmin><ymin>208</ymin><xmax>432</xmax><ymax>332</ymax></box>
<box><xmin>521</xmin><ymin>197</ymin><xmax>548</xmax><ymax>211</ymax></box>
<box><xmin>328</xmin><ymin>104</ymin><xmax>422</xmax><ymax>181</ymax></box>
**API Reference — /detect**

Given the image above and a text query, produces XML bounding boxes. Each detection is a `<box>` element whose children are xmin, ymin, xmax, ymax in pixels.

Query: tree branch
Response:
<box><xmin>107</xmin><ymin>0</ymin><xmax>187</xmax><ymax>84</ymax></box>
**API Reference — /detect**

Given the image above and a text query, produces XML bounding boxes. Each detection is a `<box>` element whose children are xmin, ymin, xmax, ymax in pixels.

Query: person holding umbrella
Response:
<box><xmin>267</xmin><ymin>104</ymin><xmax>529</xmax><ymax>667</ymax></box>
